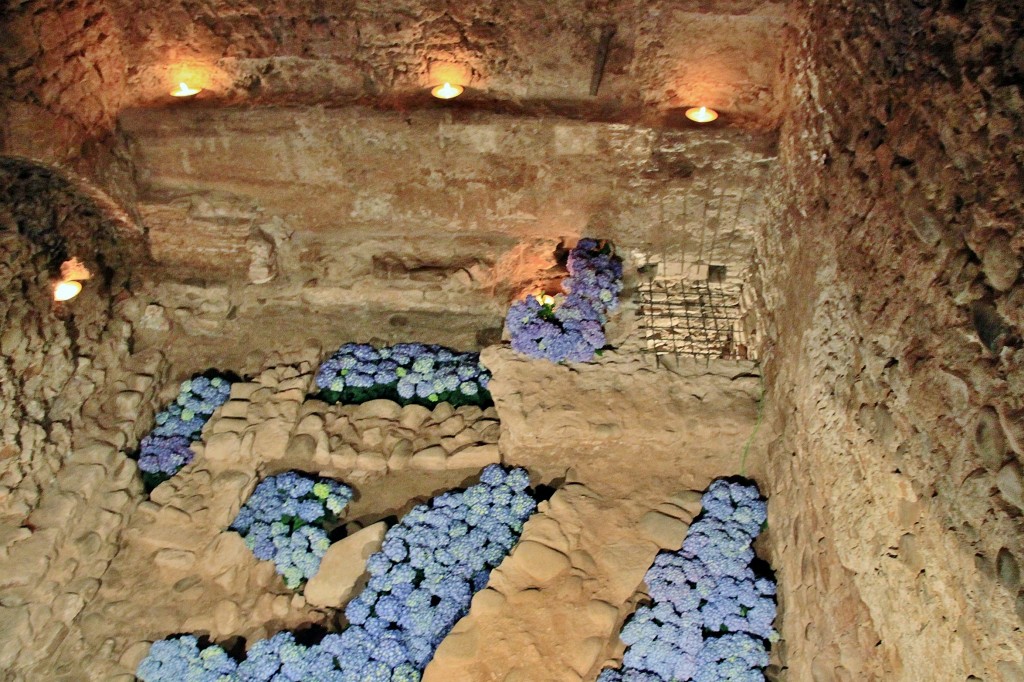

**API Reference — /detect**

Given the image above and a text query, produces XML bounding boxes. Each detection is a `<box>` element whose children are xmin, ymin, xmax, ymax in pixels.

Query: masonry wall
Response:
<box><xmin>0</xmin><ymin>0</ymin><xmax>128</xmax><ymax>169</ymax></box>
<box><xmin>0</xmin><ymin>160</ymin><xmax>162</xmax><ymax>673</ymax></box>
<box><xmin>758</xmin><ymin>2</ymin><xmax>1024</xmax><ymax>679</ymax></box>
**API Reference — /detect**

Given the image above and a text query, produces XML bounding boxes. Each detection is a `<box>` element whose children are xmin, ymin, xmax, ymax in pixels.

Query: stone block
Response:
<box><xmin>0</xmin><ymin>531</ymin><xmax>54</xmax><ymax>589</ymax></box>
<box><xmin>219</xmin><ymin>400</ymin><xmax>250</xmax><ymax>419</ymax></box>
<box><xmin>229</xmin><ymin>382</ymin><xmax>261</xmax><ymax>400</ymax></box>
<box><xmin>469</xmin><ymin>587</ymin><xmax>505</xmax><ymax>615</ymax></box>
<box><xmin>285</xmin><ymin>434</ymin><xmax>316</xmax><ymax>461</ymax></box>
<box><xmin>513</xmin><ymin>541</ymin><xmax>570</xmax><ymax>584</ymax></box>
<box><xmin>355</xmin><ymin>452</ymin><xmax>388</xmax><ymax>472</ymax></box>
<box><xmin>153</xmin><ymin>549</ymin><xmax>196</xmax><ymax>570</ymax></box>
<box><xmin>399</xmin><ymin>404</ymin><xmax>432</xmax><ymax>430</ymax></box>
<box><xmin>304</xmin><ymin>522</ymin><xmax>387</xmax><ymax>608</ymax></box>
<box><xmin>411</xmin><ymin>446</ymin><xmax>447</xmax><ymax>471</ymax></box>
<box><xmin>27</xmin><ymin>491</ymin><xmax>81</xmax><ymax>531</ymax></box>
<box><xmin>997</xmin><ymin>461</ymin><xmax>1024</xmax><ymax>511</ymax></box>
<box><xmin>55</xmin><ymin>464</ymin><xmax>106</xmax><ymax>498</ymax></box>
<box><xmin>639</xmin><ymin>511</ymin><xmax>689</xmax><ymax>550</ymax></box>
<box><xmin>438</xmin><ymin>415</ymin><xmax>465</xmax><ymax>436</ymax></box>
<box><xmin>296</xmin><ymin>413</ymin><xmax>325</xmax><ymax>435</ymax></box>
<box><xmin>211</xmin><ymin>417</ymin><xmax>248</xmax><ymax>434</ymax></box>
<box><xmin>205</xmin><ymin>432</ymin><xmax>242</xmax><ymax>462</ymax></box>
<box><xmin>253</xmin><ymin>420</ymin><xmax>291</xmax><ymax>460</ymax></box>
<box><xmin>354</xmin><ymin>399</ymin><xmax>402</xmax><ymax>421</ymax></box>
<box><xmin>447</xmin><ymin>444</ymin><xmax>501</xmax><ymax>470</ymax></box>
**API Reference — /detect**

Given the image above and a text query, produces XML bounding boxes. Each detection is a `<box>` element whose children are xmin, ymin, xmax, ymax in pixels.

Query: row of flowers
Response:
<box><xmin>137</xmin><ymin>465</ymin><xmax>537</xmax><ymax>682</ymax></box>
<box><xmin>134</xmin><ymin>342</ymin><xmax>492</xmax><ymax>493</ymax></box>
<box><xmin>315</xmin><ymin>343</ymin><xmax>492</xmax><ymax>409</ymax></box>
<box><xmin>136</xmin><ymin>373</ymin><xmax>234</xmax><ymax>489</ymax></box>
<box><xmin>505</xmin><ymin>238</ymin><xmax>623</xmax><ymax>363</ymax></box>
<box><xmin>230</xmin><ymin>471</ymin><xmax>354</xmax><ymax>590</ymax></box>
<box><xmin>598</xmin><ymin>478</ymin><xmax>776</xmax><ymax>682</ymax></box>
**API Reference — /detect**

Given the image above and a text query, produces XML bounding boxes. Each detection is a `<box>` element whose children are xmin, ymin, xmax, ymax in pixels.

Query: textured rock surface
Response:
<box><xmin>423</xmin><ymin>480</ymin><xmax>700</xmax><ymax>682</ymax></box>
<box><xmin>108</xmin><ymin>0</ymin><xmax>785</xmax><ymax>123</ymax></box>
<box><xmin>482</xmin><ymin>346</ymin><xmax>761</xmax><ymax>488</ymax></box>
<box><xmin>0</xmin><ymin>161</ymin><xmax>160</xmax><ymax>673</ymax></box>
<box><xmin>756</xmin><ymin>1</ymin><xmax>1024</xmax><ymax>679</ymax></box>
<box><xmin>113</xmin><ymin>105</ymin><xmax>774</xmax><ymax>370</ymax></box>
<box><xmin>1</xmin><ymin>0</ymin><xmax>785</xmax><ymax>221</ymax></box>
<box><xmin>0</xmin><ymin>0</ymin><xmax>128</xmax><ymax>166</ymax></box>
<box><xmin>303</xmin><ymin>522</ymin><xmax>387</xmax><ymax>609</ymax></box>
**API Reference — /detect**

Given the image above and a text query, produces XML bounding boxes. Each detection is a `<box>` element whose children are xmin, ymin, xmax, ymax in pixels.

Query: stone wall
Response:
<box><xmin>105</xmin><ymin>0</ymin><xmax>785</xmax><ymax>125</ymax></box>
<box><xmin>117</xmin><ymin>106</ymin><xmax>774</xmax><ymax>369</ymax></box>
<box><xmin>757</xmin><ymin>2</ymin><xmax>1024</xmax><ymax>679</ymax></box>
<box><xmin>2</xmin><ymin>0</ymin><xmax>785</xmax><ymax>171</ymax></box>
<box><xmin>0</xmin><ymin>160</ymin><xmax>160</xmax><ymax>673</ymax></box>
<box><xmin>0</xmin><ymin>0</ymin><xmax>129</xmax><ymax>170</ymax></box>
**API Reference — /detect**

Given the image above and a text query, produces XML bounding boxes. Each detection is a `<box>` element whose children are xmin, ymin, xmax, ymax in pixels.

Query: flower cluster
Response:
<box><xmin>338</xmin><ymin>465</ymin><xmax>535</xmax><ymax>677</ymax></box>
<box><xmin>139</xmin><ymin>466</ymin><xmax>537</xmax><ymax>682</ymax></box>
<box><xmin>137</xmin><ymin>373</ymin><xmax>233</xmax><ymax>489</ymax></box>
<box><xmin>136</xmin><ymin>635</ymin><xmax>238</xmax><ymax>682</ymax></box>
<box><xmin>598</xmin><ymin>479</ymin><xmax>776</xmax><ymax>682</ymax></box>
<box><xmin>231</xmin><ymin>471</ymin><xmax>353</xmax><ymax>590</ymax></box>
<box><xmin>506</xmin><ymin>238</ymin><xmax>623</xmax><ymax>363</ymax></box>
<box><xmin>315</xmin><ymin>343</ymin><xmax>492</xmax><ymax>409</ymax></box>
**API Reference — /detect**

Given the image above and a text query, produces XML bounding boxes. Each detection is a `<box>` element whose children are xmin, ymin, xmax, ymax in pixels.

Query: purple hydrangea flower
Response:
<box><xmin>231</xmin><ymin>471</ymin><xmax>353</xmax><ymax>589</ymax></box>
<box><xmin>505</xmin><ymin>239</ymin><xmax>622</xmax><ymax>363</ymax></box>
<box><xmin>139</xmin><ymin>372</ymin><xmax>233</xmax><ymax>482</ymax></box>
<box><xmin>599</xmin><ymin>479</ymin><xmax>776</xmax><ymax>682</ymax></box>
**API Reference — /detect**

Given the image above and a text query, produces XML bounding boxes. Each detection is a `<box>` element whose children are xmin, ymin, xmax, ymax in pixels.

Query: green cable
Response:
<box><xmin>739</xmin><ymin>373</ymin><xmax>765</xmax><ymax>477</ymax></box>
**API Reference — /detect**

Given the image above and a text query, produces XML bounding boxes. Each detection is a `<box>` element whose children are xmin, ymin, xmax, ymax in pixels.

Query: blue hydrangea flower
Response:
<box><xmin>315</xmin><ymin>343</ymin><xmax>492</xmax><ymax>408</ymax></box>
<box><xmin>141</xmin><ymin>466</ymin><xmax>537</xmax><ymax>682</ymax></box>
<box><xmin>505</xmin><ymin>239</ymin><xmax>622</xmax><ymax>364</ymax></box>
<box><xmin>231</xmin><ymin>471</ymin><xmax>353</xmax><ymax>589</ymax></box>
<box><xmin>599</xmin><ymin>479</ymin><xmax>776</xmax><ymax>682</ymax></box>
<box><xmin>138</xmin><ymin>371</ymin><xmax>233</xmax><ymax>481</ymax></box>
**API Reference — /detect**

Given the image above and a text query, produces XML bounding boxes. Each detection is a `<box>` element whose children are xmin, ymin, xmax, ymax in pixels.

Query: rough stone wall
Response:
<box><xmin>0</xmin><ymin>160</ymin><xmax>162</xmax><ymax>674</ymax></box>
<box><xmin>0</xmin><ymin>0</ymin><xmax>129</xmax><ymax>168</ymax></box>
<box><xmin>107</xmin><ymin>0</ymin><xmax>785</xmax><ymax>125</ymax></box>
<box><xmin>757</xmin><ymin>2</ymin><xmax>1024</xmax><ymax>679</ymax></box>
<box><xmin>117</xmin><ymin>106</ymin><xmax>774</xmax><ymax>369</ymax></box>
<box><xmin>0</xmin><ymin>160</ymin><xmax>132</xmax><ymax>515</ymax></box>
<box><xmin>1</xmin><ymin>0</ymin><xmax>785</xmax><ymax>170</ymax></box>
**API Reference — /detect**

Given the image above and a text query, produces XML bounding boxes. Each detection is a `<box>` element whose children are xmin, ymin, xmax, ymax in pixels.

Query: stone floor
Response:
<box><xmin>19</xmin><ymin>341</ymin><xmax>763</xmax><ymax>681</ymax></box>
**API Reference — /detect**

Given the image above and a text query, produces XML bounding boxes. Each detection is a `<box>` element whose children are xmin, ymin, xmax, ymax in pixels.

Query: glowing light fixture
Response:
<box><xmin>431</xmin><ymin>82</ymin><xmax>464</xmax><ymax>100</ymax></box>
<box><xmin>53</xmin><ymin>280</ymin><xmax>82</xmax><ymax>302</ymax></box>
<box><xmin>53</xmin><ymin>257</ymin><xmax>91</xmax><ymax>302</ymax></box>
<box><xmin>171</xmin><ymin>81</ymin><xmax>202</xmax><ymax>97</ymax></box>
<box><xmin>685</xmin><ymin>106</ymin><xmax>719</xmax><ymax>123</ymax></box>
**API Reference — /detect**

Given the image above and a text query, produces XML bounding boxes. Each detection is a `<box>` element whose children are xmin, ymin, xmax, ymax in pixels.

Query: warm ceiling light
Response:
<box><xmin>53</xmin><ymin>280</ymin><xmax>82</xmax><ymax>302</ymax></box>
<box><xmin>431</xmin><ymin>82</ymin><xmax>464</xmax><ymax>100</ymax></box>
<box><xmin>685</xmin><ymin>106</ymin><xmax>719</xmax><ymax>123</ymax></box>
<box><xmin>171</xmin><ymin>82</ymin><xmax>201</xmax><ymax>97</ymax></box>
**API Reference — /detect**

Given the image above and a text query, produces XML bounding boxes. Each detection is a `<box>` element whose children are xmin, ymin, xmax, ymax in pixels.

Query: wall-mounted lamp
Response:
<box><xmin>53</xmin><ymin>280</ymin><xmax>82</xmax><ymax>302</ymax></box>
<box><xmin>53</xmin><ymin>257</ymin><xmax>91</xmax><ymax>302</ymax></box>
<box><xmin>431</xmin><ymin>82</ymin><xmax>464</xmax><ymax>100</ymax></box>
<box><xmin>685</xmin><ymin>106</ymin><xmax>719</xmax><ymax>123</ymax></box>
<box><xmin>171</xmin><ymin>81</ymin><xmax>202</xmax><ymax>97</ymax></box>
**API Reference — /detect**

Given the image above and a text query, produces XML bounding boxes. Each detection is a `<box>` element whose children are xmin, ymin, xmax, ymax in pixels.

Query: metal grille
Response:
<box><xmin>635</xmin><ymin>277</ymin><xmax>751</xmax><ymax>362</ymax></box>
<box><xmin>625</xmin><ymin>147</ymin><xmax>770</xmax><ymax>365</ymax></box>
